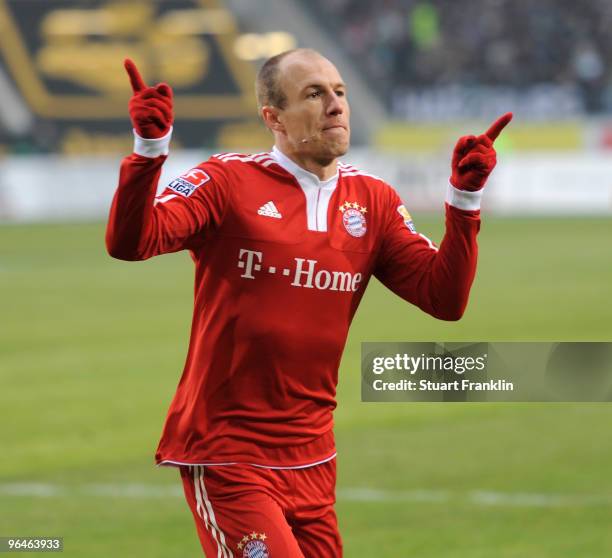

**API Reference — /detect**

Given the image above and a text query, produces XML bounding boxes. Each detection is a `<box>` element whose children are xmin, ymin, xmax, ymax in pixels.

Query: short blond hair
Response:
<box><xmin>255</xmin><ymin>48</ymin><xmax>321</xmax><ymax>110</ymax></box>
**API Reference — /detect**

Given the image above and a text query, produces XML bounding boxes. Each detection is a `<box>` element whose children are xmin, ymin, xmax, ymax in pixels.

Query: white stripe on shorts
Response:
<box><xmin>192</xmin><ymin>466</ymin><xmax>210</xmax><ymax>530</ymax></box>
<box><xmin>194</xmin><ymin>466</ymin><xmax>234</xmax><ymax>558</ymax></box>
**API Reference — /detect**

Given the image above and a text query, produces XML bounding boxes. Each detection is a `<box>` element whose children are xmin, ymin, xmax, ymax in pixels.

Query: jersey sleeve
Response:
<box><xmin>373</xmin><ymin>186</ymin><xmax>480</xmax><ymax>321</ymax></box>
<box><xmin>105</xmin><ymin>153</ymin><xmax>230</xmax><ymax>260</ymax></box>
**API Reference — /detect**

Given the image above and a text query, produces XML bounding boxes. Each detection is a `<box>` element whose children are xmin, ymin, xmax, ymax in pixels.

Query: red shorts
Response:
<box><xmin>179</xmin><ymin>458</ymin><xmax>342</xmax><ymax>557</ymax></box>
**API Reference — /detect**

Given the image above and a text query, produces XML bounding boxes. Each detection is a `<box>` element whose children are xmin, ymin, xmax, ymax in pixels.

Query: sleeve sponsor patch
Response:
<box><xmin>167</xmin><ymin>168</ymin><xmax>210</xmax><ymax>197</ymax></box>
<box><xmin>397</xmin><ymin>204</ymin><xmax>417</xmax><ymax>233</ymax></box>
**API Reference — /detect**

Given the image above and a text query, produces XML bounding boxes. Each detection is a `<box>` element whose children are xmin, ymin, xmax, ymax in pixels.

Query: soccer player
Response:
<box><xmin>106</xmin><ymin>49</ymin><xmax>511</xmax><ymax>557</ymax></box>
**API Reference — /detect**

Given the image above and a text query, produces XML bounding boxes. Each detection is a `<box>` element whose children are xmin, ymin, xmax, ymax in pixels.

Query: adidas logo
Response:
<box><xmin>257</xmin><ymin>201</ymin><xmax>282</xmax><ymax>219</ymax></box>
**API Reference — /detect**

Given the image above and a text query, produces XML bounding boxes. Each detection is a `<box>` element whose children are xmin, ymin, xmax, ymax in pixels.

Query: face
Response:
<box><xmin>267</xmin><ymin>52</ymin><xmax>351</xmax><ymax>163</ymax></box>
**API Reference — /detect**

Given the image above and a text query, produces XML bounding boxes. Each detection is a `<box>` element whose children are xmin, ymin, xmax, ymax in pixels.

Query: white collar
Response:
<box><xmin>271</xmin><ymin>145</ymin><xmax>338</xmax><ymax>190</ymax></box>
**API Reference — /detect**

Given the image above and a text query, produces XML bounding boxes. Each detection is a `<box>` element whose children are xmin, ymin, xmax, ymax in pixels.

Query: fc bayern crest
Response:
<box><xmin>339</xmin><ymin>200</ymin><xmax>368</xmax><ymax>238</ymax></box>
<box><xmin>242</xmin><ymin>539</ymin><xmax>269</xmax><ymax>558</ymax></box>
<box><xmin>237</xmin><ymin>532</ymin><xmax>269</xmax><ymax>558</ymax></box>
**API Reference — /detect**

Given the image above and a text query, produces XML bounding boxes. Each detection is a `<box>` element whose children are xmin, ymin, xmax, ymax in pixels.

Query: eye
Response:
<box><xmin>336</xmin><ymin>90</ymin><xmax>345</xmax><ymax>97</ymax></box>
<box><xmin>308</xmin><ymin>90</ymin><xmax>322</xmax><ymax>99</ymax></box>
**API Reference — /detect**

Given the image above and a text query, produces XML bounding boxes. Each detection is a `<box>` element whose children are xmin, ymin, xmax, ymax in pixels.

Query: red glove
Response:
<box><xmin>450</xmin><ymin>112</ymin><xmax>513</xmax><ymax>191</ymax></box>
<box><xmin>124</xmin><ymin>58</ymin><xmax>173</xmax><ymax>139</ymax></box>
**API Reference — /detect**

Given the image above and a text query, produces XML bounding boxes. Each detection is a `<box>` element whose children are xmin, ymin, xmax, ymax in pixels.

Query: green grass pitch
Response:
<box><xmin>1</xmin><ymin>216</ymin><xmax>612</xmax><ymax>557</ymax></box>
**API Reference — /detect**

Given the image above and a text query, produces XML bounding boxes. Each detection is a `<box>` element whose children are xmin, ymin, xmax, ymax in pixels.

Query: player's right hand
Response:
<box><xmin>124</xmin><ymin>58</ymin><xmax>174</xmax><ymax>139</ymax></box>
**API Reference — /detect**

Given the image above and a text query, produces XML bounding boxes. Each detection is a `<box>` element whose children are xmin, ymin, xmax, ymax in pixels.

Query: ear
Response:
<box><xmin>261</xmin><ymin>105</ymin><xmax>285</xmax><ymax>134</ymax></box>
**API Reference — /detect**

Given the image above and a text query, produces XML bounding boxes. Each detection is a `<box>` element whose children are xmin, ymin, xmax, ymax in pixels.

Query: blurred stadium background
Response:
<box><xmin>1</xmin><ymin>1</ymin><xmax>611</xmax><ymax>556</ymax></box>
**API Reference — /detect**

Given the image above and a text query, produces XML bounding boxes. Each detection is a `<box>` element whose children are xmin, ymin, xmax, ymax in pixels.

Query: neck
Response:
<box><xmin>276</xmin><ymin>142</ymin><xmax>337</xmax><ymax>181</ymax></box>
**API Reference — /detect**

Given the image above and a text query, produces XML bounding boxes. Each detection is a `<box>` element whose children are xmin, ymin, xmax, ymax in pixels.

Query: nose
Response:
<box><xmin>326</xmin><ymin>92</ymin><xmax>344</xmax><ymax>116</ymax></box>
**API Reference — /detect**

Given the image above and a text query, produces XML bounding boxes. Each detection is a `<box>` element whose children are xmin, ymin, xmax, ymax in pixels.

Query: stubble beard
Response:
<box><xmin>311</xmin><ymin>137</ymin><xmax>350</xmax><ymax>166</ymax></box>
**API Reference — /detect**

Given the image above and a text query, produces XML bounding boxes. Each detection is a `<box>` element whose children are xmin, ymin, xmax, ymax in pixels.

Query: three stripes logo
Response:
<box><xmin>257</xmin><ymin>201</ymin><xmax>282</xmax><ymax>219</ymax></box>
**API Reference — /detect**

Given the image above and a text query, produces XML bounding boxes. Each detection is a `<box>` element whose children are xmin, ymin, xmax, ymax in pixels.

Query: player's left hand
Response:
<box><xmin>124</xmin><ymin>58</ymin><xmax>174</xmax><ymax>139</ymax></box>
<box><xmin>450</xmin><ymin>112</ymin><xmax>513</xmax><ymax>192</ymax></box>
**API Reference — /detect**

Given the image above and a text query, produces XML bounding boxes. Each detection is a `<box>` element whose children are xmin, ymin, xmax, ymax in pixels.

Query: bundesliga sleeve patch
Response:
<box><xmin>397</xmin><ymin>204</ymin><xmax>417</xmax><ymax>233</ymax></box>
<box><xmin>167</xmin><ymin>168</ymin><xmax>210</xmax><ymax>197</ymax></box>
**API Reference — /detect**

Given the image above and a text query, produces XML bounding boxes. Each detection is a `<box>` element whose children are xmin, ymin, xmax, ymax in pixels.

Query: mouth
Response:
<box><xmin>322</xmin><ymin>125</ymin><xmax>346</xmax><ymax>131</ymax></box>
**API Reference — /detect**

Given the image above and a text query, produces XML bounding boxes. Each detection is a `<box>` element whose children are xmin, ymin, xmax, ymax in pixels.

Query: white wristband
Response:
<box><xmin>133</xmin><ymin>127</ymin><xmax>173</xmax><ymax>158</ymax></box>
<box><xmin>446</xmin><ymin>183</ymin><xmax>483</xmax><ymax>211</ymax></box>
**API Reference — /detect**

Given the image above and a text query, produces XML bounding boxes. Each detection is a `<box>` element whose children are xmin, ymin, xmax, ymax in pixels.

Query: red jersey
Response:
<box><xmin>106</xmin><ymin>139</ymin><xmax>481</xmax><ymax>468</ymax></box>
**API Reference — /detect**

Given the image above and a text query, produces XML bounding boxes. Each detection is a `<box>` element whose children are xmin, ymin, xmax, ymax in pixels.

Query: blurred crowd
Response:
<box><xmin>305</xmin><ymin>0</ymin><xmax>612</xmax><ymax>115</ymax></box>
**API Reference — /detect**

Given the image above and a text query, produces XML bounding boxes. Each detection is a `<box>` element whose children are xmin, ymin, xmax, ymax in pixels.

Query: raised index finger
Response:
<box><xmin>485</xmin><ymin>112</ymin><xmax>513</xmax><ymax>142</ymax></box>
<box><xmin>124</xmin><ymin>58</ymin><xmax>147</xmax><ymax>93</ymax></box>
